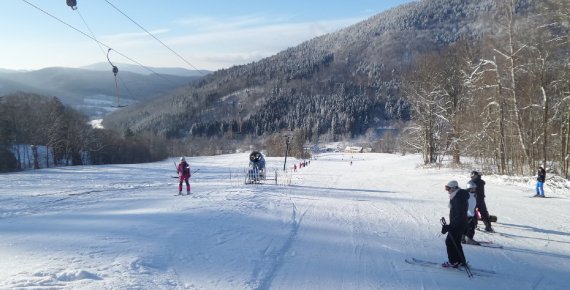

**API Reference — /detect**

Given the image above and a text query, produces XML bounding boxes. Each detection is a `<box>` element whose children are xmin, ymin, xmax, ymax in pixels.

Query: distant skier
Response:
<box><xmin>462</xmin><ymin>181</ymin><xmax>480</xmax><ymax>245</ymax></box>
<box><xmin>471</xmin><ymin>171</ymin><xmax>494</xmax><ymax>232</ymax></box>
<box><xmin>535</xmin><ymin>167</ymin><xmax>546</xmax><ymax>197</ymax></box>
<box><xmin>177</xmin><ymin>157</ymin><xmax>191</xmax><ymax>195</ymax></box>
<box><xmin>441</xmin><ymin>180</ymin><xmax>469</xmax><ymax>268</ymax></box>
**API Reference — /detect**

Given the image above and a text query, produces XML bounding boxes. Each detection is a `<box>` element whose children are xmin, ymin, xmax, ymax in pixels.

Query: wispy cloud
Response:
<box><xmin>162</xmin><ymin>16</ymin><xmax>363</xmax><ymax>69</ymax></box>
<box><xmin>90</xmin><ymin>13</ymin><xmax>365</xmax><ymax>70</ymax></box>
<box><xmin>100</xmin><ymin>28</ymin><xmax>170</xmax><ymax>43</ymax></box>
<box><xmin>172</xmin><ymin>13</ymin><xmax>296</xmax><ymax>33</ymax></box>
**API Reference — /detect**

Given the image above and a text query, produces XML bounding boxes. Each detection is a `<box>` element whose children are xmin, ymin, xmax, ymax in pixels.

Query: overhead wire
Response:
<box><xmin>103</xmin><ymin>0</ymin><xmax>207</xmax><ymax>76</ymax></box>
<box><xmin>75</xmin><ymin>8</ymin><xmax>107</xmax><ymax>57</ymax></box>
<box><xmin>74</xmin><ymin>7</ymin><xmax>134</xmax><ymax>106</ymax></box>
<box><xmin>20</xmin><ymin>0</ymin><xmax>172</xmax><ymax>82</ymax></box>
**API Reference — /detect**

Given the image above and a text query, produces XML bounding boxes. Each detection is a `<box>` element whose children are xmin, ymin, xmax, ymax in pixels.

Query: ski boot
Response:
<box><xmin>442</xmin><ymin>261</ymin><xmax>461</xmax><ymax>268</ymax></box>
<box><xmin>464</xmin><ymin>237</ymin><xmax>481</xmax><ymax>245</ymax></box>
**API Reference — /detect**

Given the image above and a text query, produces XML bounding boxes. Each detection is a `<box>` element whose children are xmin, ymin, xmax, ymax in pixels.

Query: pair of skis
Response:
<box><xmin>467</xmin><ymin>240</ymin><xmax>503</xmax><ymax>249</ymax></box>
<box><xmin>405</xmin><ymin>258</ymin><xmax>497</xmax><ymax>277</ymax></box>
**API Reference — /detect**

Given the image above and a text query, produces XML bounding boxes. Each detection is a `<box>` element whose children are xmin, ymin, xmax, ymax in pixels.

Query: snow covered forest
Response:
<box><xmin>2</xmin><ymin>0</ymin><xmax>570</xmax><ymax>179</ymax></box>
<box><xmin>101</xmin><ymin>0</ymin><xmax>570</xmax><ymax>176</ymax></box>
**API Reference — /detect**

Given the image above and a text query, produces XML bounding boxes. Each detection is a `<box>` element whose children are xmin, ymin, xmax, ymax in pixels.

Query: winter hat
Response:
<box><xmin>466</xmin><ymin>181</ymin><xmax>477</xmax><ymax>189</ymax></box>
<box><xmin>446</xmin><ymin>180</ymin><xmax>459</xmax><ymax>188</ymax></box>
<box><xmin>471</xmin><ymin>171</ymin><xmax>479</xmax><ymax>177</ymax></box>
<box><xmin>180</xmin><ymin>157</ymin><xmax>186</xmax><ymax>161</ymax></box>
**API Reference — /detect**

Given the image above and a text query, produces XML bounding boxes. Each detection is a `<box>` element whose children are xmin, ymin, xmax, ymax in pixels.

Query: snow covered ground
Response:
<box><xmin>0</xmin><ymin>153</ymin><xmax>569</xmax><ymax>289</ymax></box>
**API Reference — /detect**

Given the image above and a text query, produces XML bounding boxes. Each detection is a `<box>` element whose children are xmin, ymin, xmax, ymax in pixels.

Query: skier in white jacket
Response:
<box><xmin>462</xmin><ymin>181</ymin><xmax>480</xmax><ymax>245</ymax></box>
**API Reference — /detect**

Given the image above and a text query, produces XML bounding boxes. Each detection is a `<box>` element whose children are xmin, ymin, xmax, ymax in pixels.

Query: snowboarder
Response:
<box><xmin>441</xmin><ymin>180</ymin><xmax>469</xmax><ymax>268</ymax></box>
<box><xmin>471</xmin><ymin>171</ymin><xmax>494</xmax><ymax>232</ymax></box>
<box><xmin>177</xmin><ymin>157</ymin><xmax>191</xmax><ymax>195</ymax></box>
<box><xmin>462</xmin><ymin>181</ymin><xmax>480</xmax><ymax>245</ymax></box>
<box><xmin>535</xmin><ymin>167</ymin><xmax>546</xmax><ymax>197</ymax></box>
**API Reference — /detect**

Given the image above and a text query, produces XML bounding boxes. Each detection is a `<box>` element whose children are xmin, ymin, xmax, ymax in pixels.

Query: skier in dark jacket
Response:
<box><xmin>441</xmin><ymin>180</ymin><xmax>469</xmax><ymax>268</ymax></box>
<box><xmin>471</xmin><ymin>171</ymin><xmax>494</xmax><ymax>232</ymax></box>
<box><xmin>177</xmin><ymin>157</ymin><xmax>191</xmax><ymax>195</ymax></box>
<box><xmin>535</xmin><ymin>167</ymin><xmax>546</xmax><ymax>197</ymax></box>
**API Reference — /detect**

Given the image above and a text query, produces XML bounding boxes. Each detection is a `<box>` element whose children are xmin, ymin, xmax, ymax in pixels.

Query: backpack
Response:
<box><xmin>181</xmin><ymin>162</ymin><xmax>190</xmax><ymax>175</ymax></box>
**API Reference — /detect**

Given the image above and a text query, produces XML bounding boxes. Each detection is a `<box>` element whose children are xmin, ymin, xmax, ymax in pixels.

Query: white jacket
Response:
<box><xmin>467</xmin><ymin>192</ymin><xmax>477</xmax><ymax>217</ymax></box>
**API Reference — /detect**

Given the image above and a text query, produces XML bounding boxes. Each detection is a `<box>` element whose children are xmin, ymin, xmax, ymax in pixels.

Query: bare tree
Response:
<box><xmin>402</xmin><ymin>53</ymin><xmax>450</xmax><ymax>164</ymax></box>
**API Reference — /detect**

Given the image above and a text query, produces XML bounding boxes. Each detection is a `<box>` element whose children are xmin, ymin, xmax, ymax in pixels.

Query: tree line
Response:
<box><xmin>0</xmin><ymin>93</ymin><xmax>168</xmax><ymax>172</ymax></box>
<box><xmin>400</xmin><ymin>0</ymin><xmax>570</xmax><ymax>177</ymax></box>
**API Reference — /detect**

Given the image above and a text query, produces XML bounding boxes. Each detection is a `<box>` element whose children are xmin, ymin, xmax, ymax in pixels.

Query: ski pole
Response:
<box><xmin>172</xmin><ymin>159</ymin><xmax>178</xmax><ymax>173</ymax></box>
<box><xmin>441</xmin><ymin>217</ymin><xmax>474</xmax><ymax>278</ymax></box>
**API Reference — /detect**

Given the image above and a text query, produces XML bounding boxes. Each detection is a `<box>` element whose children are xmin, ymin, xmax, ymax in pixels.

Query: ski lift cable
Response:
<box><xmin>74</xmin><ymin>8</ymin><xmax>133</xmax><ymax>106</ymax></box>
<box><xmin>75</xmin><ymin>8</ymin><xmax>107</xmax><ymax>57</ymax></box>
<box><xmin>72</xmin><ymin>6</ymin><xmax>133</xmax><ymax>106</ymax></box>
<box><xmin>103</xmin><ymin>0</ymin><xmax>207</xmax><ymax>76</ymax></box>
<box><xmin>20</xmin><ymin>0</ymin><xmax>171</xmax><ymax>82</ymax></box>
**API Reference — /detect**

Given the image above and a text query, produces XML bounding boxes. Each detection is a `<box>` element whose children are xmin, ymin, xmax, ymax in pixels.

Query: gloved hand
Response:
<box><xmin>441</xmin><ymin>224</ymin><xmax>450</xmax><ymax>234</ymax></box>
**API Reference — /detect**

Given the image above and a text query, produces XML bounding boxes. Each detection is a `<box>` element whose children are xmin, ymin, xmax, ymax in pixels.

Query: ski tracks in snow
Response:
<box><xmin>249</xmin><ymin>203</ymin><xmax>310</xmax><ymax>290</ymax></box>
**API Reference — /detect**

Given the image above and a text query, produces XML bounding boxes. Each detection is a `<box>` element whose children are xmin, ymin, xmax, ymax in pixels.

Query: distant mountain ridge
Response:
<box><xmin>0</xmin><ymin>66</ymin><xmax>201</xmax><ymax>118</ymax></box>
<box><xmin>81</xmin><ymin>62</ymin><xmax>209</xmax><ymax>77</ymax></box>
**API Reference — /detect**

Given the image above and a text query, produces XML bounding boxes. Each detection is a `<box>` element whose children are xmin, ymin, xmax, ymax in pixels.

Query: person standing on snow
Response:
<box><xmin>535</xmin><ymin>167</ymin><xmax>546</xmax><ymax>197</ymax></box>
<box><xmin>471</xmin><ymin>171</ymin><xmax>494</xmax><ymax>232</ymax></box>
<box><xmin>462</xmin><ymin>181</ymin><xmax>480</xmax><ymax>245</ymax></box>
<box><xmin>441</xmin><ymin>180</ymin><xmax>469</xmax><ymax>268</ymax></box>
<box><xmin>177</xmin><ymin>157</ymin><xmax>191</xmax><ymax>195</ymax></box>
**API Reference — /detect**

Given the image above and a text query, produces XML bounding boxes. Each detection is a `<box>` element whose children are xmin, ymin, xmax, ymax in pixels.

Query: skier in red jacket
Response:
<box><xmin>177</xmin><ymin>157</ymin><xmax>191</xmax><ymax>195</ymax></box>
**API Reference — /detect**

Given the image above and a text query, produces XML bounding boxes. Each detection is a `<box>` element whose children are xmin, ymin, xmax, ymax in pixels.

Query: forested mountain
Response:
<box><xmin>104</xmin><ymin>0</ymin><xmax>570</xmax><ymax>172</ymax></box>
<box><xmin>100</xmin><ymin>0</ymin><xmax>493</xmax><ymax>138</ymax></box>
<box><xmin>3</xmin><ymin>0</ymin><xmax>568</xmax><ymax>176</ymax></box>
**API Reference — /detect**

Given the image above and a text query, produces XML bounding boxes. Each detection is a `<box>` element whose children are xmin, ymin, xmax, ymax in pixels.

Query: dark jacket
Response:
<box><xmin>537</xmin><ymin>169</ymin><xmax>546</xmax><ymax>183</ymax></box>
<box><xmin>472</xmin><ymin>175</ymin><xmax>486</xmax><ymax>199</ymax></box>
<box><xmin>449</xmin><ymin>189</ymin><xmax>469</xmax><ymax>231</ymax></box>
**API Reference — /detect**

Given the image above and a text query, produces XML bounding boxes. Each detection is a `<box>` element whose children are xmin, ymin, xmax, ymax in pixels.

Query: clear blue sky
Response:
<box><xmin>1</xmin><ymin>0</ymin><xmax>415</xmax><ymax>71</ymax></box>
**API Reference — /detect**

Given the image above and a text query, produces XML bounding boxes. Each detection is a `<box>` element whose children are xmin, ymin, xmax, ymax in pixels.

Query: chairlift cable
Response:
<box><xmin>74</xmin><ymin>7</ymin><xmax>131</xmax><ymax>107</ymax></box>
<box><xmin>75</xmin><ymin>8</ymin><xmax>107</xmax><ymax>57</ymax></box>
<box><xmin>103</xmin><ymin>0</ymin><xmax>207</xmax><ymax>76</ymax></box>
<box><xmin>75</xmin><ymin>8</ymin><xmax>135</xmax><ymax>103</ymax></box>
<box><xmin>21</xmin><ymin>0</ymin><xmax>172</xmax><ymax>82</ymax></box>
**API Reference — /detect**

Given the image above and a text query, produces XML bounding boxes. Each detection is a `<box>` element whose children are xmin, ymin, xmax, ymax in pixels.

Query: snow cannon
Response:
<box><xmin>246</xmin><ymin>151</ymin><xmax>266</xmax><ymax>184</ymax></box>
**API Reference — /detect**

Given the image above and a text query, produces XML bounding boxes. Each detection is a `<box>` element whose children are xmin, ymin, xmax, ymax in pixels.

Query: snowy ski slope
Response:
<box><xmin>0</xmin><ymin>153</ymin><xmax>568</xmax><ymax>289</ymax></box>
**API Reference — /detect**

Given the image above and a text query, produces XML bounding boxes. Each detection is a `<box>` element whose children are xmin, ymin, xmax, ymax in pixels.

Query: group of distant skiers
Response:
<box><xmin>441</xmin><ymin>167</ymin><xmax>547</xmax><ymax>268</ymax></box>
<box><xmin>293</xmin><ymin>160</ymin><xmax>310</xmax><ymax>172</ymax></box>
<box><xmin>441</xmin><ymin>171</ymin><xmax>494</xmax><ymax>268</ymax></box>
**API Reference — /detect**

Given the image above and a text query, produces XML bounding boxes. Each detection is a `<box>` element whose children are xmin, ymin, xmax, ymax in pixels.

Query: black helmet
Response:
<box><xmin>471</xmin><ymin>171</ymin><xmax>479</xmax><ymax>177</ymax></box>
